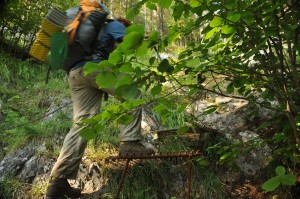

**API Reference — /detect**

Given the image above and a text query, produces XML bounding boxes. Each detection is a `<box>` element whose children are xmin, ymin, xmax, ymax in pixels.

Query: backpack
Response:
<box><xmin>50</xmin><ymin>0</ymin><xmax>108</xmax><ymax>72</ymax></box>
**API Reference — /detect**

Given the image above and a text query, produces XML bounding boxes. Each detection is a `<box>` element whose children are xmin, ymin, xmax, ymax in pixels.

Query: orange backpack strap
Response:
<box><xmin>67</xmin><ymin>12</ymin><xmax>82</xmax><ymax>44</ymax></box>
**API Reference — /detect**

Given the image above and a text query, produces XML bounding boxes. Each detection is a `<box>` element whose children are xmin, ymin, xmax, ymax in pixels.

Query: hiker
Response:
<box><xmin>45</xmin><ymin>4</ymin><xmax>154</xmax><ymax>199</ymax></box>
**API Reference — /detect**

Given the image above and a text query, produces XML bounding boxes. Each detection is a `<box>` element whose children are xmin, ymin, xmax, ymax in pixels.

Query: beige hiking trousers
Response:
<box><xmin>50</xmin><ymin>67</ymin><xmax>142</xmax><ymax>179</ymax></box>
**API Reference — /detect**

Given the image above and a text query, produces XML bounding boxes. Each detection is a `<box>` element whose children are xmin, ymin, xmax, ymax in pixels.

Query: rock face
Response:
<box><xmin>190</xmin><ymin>96</ymin><xmax>274</xmax><ymax>175</ymax></box>
<box><xmin>0</xmin><ymin>144</ymin><xmax>38</xmax><ymax>182</ymax></box>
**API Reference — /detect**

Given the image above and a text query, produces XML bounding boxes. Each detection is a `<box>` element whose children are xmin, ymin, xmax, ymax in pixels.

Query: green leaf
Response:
<box><xmin>119</xmin><ymin>63</ymin><xmax>134</xmax><ymax>73</ymax></box>
<box><xmin>275</xmin><ymin>166</ymin><xmax>286</xmax><ymax>176</ymax></box>
<box><xmin>177</xmin><ymin>126</ymin><xmax>189</xmax><ymax>134</ymax></box>
<box><xmin>190</xmin><ymin>0</ymin><xmax>202</xmax><ymax>8</ymax></box>
<box><xmin>96</xmin><ymin>71</ymin><xmax>117</xmax><ymax>88</ymax></box>
<box><xmin>205</xmin><ymin>27</ymin><xmax>219</xmax><ymax>40</ymax></box>
<box><xmin>210</xmin><ymin>16</ymin><xmax>223</xmax><ymax>27</ymax></box>
<box><xmin>83</xmin><ymin>62</ymin><xmax>101</xmax><ymax>75</ymax></box>
<box><xmin>186</xmin><ymin>58</ymin><xmax>200</xmax><ymax>68</ymax></box>
<box><xmin>221</xmin><ymin>25</ymin><xmax>235</xmax><ymax>34</ymax></box>
<box><xmin>122</xmin><ymin>31</ymin><xmax>144</xmax><ymax>51</ymax></box>
<box><xmin>153</xmin><ymin>104</ymin><xmax>166</xmax><ymax>112</ymax></box>
<box><xmin>116</xmin><ymin>84</ymin><xmax>139</xmax><ymax>100</ymax></box>
<box><xmin>136</xmin><ymin>41</ymin><xmax>148</xmax><ymax>56</ymax></box>
<box><xmin>133</xmin><ymin>99</ymin><xmax>145</xmax><ymax>107</ymax></box>
<box><xmin>79</xmin><ymin>127</ymin><xmax>97</xmax><ymax>140</ymax></box>
<box><xmin>227</xmin><ymin>13</ymin><xmax>241</xmax><ymax>23</ymax></box>
<box><xmin>178</xmin><ymin>103</ymin><xmax>187</xmax><ymax>113</ymax></box>
<box><xmin>115</xmin><ymin>74</ymin><xmax>133</xmax><ymax>88</ymax></box>
<box><xmin>125</xmin><ymin>24</ymin><xmax>145</xmax><ymax>35</ymax></box>
<box><xmin>196</xmin><ymin>158</ymin><xmax>210</xmax><ymax>166</ymax></box>
<box><xmin>158</xmin><ymin>0</ymin><xmax>172</xmax><ymax>8</ymax></box>
<box><xmin>148</xmin><ymin>31</ymin><xmax>159</xmax><ymax>42</ymax></box>
<box><xmin>173</xmin><ymin>2</ymin><xmax>184</xmax><ymax>21</ymax></box>
<box><xmin>151</xmin><ymin>84</ymin><xmax>162</xmax><ymax>96</ymax></box>
<box><xmin>202</xmin><ymin>105</ymin><xmax>217</xmax><ymax>115</ymax></box>
<box><xmin>279</xmin><ymin>174</ymin><xmax>297</xmax><ymax>186</ymax></box>
<box><xmin>146</xmin><ymin>2</ymin><xmax>157</xmax><ymax>10</ymax></box>
<box><xmin>81</xmin><ymin>118</ymin><xmax>98</xmax><ymax>125</ymax></box>
<box><xmin>149</xmin><ymin>57</ymin><xmax>156</xmax><ymax>65</ymax></box>
<box><xmin>219</xmin><ymin>152</ymin><xmax>231</xmax><ymax>162</ymax></box>
<box><xmin>102</xmin><ymin>110</ymin><xmax>111</xmax><ymax>119</ymax></box>
<box><xmin>158</xmin><ymin>59</ymin><xmax>171</xmax><ymax>73</ymax></box>
<box><xmin>108</xmin><ymin>51</ymin><xmax>123</xmax><ymax>64</ymax></box>
<box><xmin>241</xmin><ymin>11</ymin><xmax>255</xmax><ymax>25</ymax></box>
<box><xmin>169</xmin><ymin>32</ymin><xmax>181</xmax><ymax>43</ymax></box>
<box><xmin>224</xmin><ymin>0</ymin><xmax>237</xmax><ymax>9</ymax></box>
<box><xmin>117</xmin><ymin>114</ymin><xmax>134</xmax><ymax>125</ymax></box>
<box><xmin>262</xmin><ymin>176</ymin><xmax>281</xmax><ymax>192</ymax></box>
<box><xmin>126</xmin><ymin>6</ymin><xmax>140</xmax><ymax>20</ymax></box>
<box><xmin>226</xmin><ymin>83</ymin><xmax>234</xmax><ymax>94</ymax></box>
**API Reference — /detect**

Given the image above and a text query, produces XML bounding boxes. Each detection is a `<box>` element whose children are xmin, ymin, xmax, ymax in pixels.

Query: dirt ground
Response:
<box><xmin>221</xmin><ymin>171</ymin><xmax>300</xmax><ymax>199</ymax></box>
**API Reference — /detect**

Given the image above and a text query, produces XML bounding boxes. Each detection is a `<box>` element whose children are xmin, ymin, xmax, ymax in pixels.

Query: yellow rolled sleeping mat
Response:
<box><xmin>29</xmin><ymin>8</ymin><xmax>66</xmax><ymax>61</ymax></box>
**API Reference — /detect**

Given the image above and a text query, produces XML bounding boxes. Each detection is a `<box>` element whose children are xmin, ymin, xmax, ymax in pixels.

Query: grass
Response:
<box><xmin>0</xmin><ymin>49</ymin><xmax>71</xmax><ymax>154</ymax></box>
<box><xmin>98</xmin><ymin>159</ymin><xmax>227</xmax><ymax>199</ymax></box>
<box><xmin>0</xmin><ymin>176</ymin><xmax>25</xmax><ymax>199</ymax></box>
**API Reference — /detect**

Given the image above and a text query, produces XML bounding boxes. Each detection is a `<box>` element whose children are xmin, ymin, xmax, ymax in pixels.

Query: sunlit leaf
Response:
<box><xmin>205</xmin><ymin>27</ymin><xmax>219</xmax><ymax>40</ymax></box>
<box><xmin>210</xmin><ymin>16</ymin><xmax>223</xmax><ymax>27</ymax></box>
<box><xmin>190</xmin><ymin>0</ymin><xmax>202</xmax><ymax>8</ymax></box>
<box><xmin>221</xmin><ymin>25</ymin><xmax>235</xmax><ymax>34</ymax></box>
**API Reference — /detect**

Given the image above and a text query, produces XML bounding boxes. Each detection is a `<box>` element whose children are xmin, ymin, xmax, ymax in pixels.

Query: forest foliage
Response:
<box><xmin>1</xmin><ymin>0</ymin><xmax>300</xmax><ymax>193</ymax></box>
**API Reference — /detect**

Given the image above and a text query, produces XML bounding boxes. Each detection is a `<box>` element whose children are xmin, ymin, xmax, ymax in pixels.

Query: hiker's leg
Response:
<box><xmin>49</xmin><ymin>115</ymin><xmax>89</xmax><ymax>179</ymax></box>
<box><xmin>119</xmin><ymin>92</ymin><xmax>142</xmax><ymax>141</ymax></box>
<box><xmin>50</xmin><ymin>67</ymin><xmax>103</xmax><ymax>179</ymax></box>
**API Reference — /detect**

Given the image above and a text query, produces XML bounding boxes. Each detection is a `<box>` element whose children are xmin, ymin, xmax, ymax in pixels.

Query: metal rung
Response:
<box><xmin>103</xmin><ymin>151</ymin><xmax>201</xmax><ymax>199</ymax></box>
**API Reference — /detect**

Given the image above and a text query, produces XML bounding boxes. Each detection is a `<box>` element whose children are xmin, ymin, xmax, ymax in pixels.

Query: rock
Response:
<box><xmin>189</xmin><ymin>96</ymin><xmax>274</xmax><ymax>176</ymax></box>
<box><xmin>0</xmin><ymin>144</ymin><xmax>37</xmax><ymax>181</ymax></box>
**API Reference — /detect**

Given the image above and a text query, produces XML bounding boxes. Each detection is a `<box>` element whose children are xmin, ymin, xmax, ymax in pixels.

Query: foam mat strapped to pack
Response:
<box><xmin>29</xmin><ymin>8</ymin><xmax>66</xmax><ymax>61</ymax></box>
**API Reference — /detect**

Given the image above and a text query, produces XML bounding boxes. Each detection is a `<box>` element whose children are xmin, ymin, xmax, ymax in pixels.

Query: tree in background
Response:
<box><xmin>0</xmin><ymin>0</ymin><xmax>77</xmax><ymax>51</ymax></box>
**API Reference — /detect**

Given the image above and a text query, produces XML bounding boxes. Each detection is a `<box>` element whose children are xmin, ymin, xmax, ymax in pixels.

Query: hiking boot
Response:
<box><xmin>118</xmin><ymin>141</ymin><xmax>155</xmax><ymax>156</ymax></box>
<box><xmin>45</xmin><ymin>177</ymin><xmax>81</xmax><ymax>199</ymax></box>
